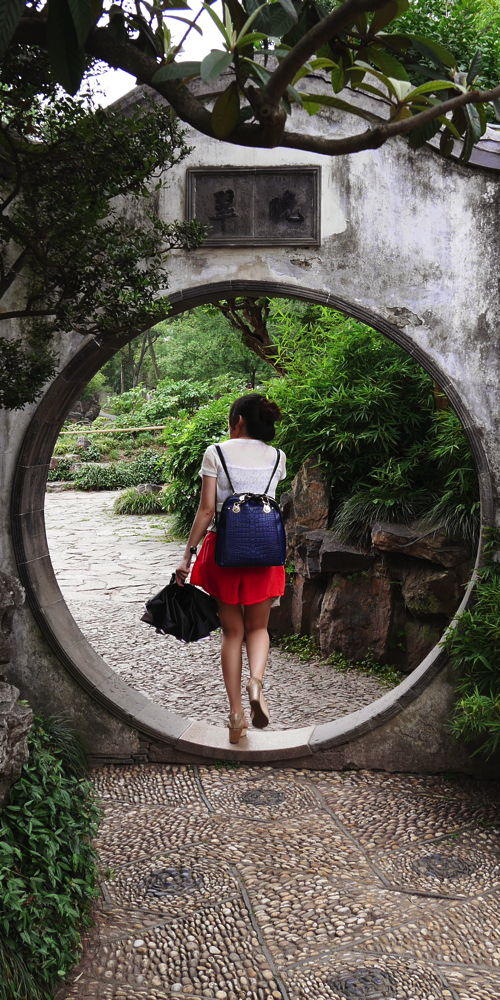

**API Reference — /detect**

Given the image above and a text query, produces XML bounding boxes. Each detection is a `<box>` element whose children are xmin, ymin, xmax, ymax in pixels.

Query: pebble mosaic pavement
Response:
<box><xmin>55</xmin><ymin>763</ymin><xmax>499</xmax><ymax>1000</ymax></box>
<box><xmin>44</xmin><ymin>491</ymin><xmax>387</xmax><ymax>729</ymax></box>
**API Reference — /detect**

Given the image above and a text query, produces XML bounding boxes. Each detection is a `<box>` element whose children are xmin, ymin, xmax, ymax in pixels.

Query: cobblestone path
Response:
<box><xmin>45</xmin><ymin>491</ymin><xmax>387</xmax><ymax>729</ymax></box>
<box><xmin>56</xmin><ymin>763</ymin><xmax>499</xmax><ymax>1000</ymax></box>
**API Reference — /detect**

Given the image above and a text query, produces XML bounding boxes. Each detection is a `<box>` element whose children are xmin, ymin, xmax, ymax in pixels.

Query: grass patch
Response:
<box><xmin>273</xmin><ymin>632</ymin><xmax>403</xmax><ymax>687</ymax></box>
<box><xmin>113</xmin><ymin>487</ymin><xmax>168</xmax><ymax>516</ymax></box>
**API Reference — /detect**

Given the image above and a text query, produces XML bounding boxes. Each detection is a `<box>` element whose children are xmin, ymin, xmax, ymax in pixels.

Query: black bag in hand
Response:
<box><xmin>141</xmin><ymin>573</ymin><xmax>220</xmax><ymax>642</ymax></box>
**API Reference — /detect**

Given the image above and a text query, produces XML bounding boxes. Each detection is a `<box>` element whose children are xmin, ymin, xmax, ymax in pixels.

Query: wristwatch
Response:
<box><xmin>189</xmin><ymin>546</ymin><xmax>197</xmax><ymax>556</ymax></box>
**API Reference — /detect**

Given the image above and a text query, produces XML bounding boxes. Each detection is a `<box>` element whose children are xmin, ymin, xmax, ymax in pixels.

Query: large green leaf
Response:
<box><xmin>67</xmin><ymin>0</ymin><xmax>92</xmax><ymax>46</ymax></box>
<box><xmin>465</xmin><ymin>103</ymin><xmax>484</xmax><ymax>142</ymax></box>
<box><xmin>459</xmin><ymin>121</ymin><xmax>475</xmax><ymax>163</ymax></box>
<box><xmin>439</xmin><ymin>129</ymin><xmax>455</xmax><ymax>157</ymax></box>
<box><xmin>152</xmin><ymin>61</ymin><xmax>201</xmax><ymax>82</ymax></box>
<box><xmin>361</xmin><ymin>44</ymin><xmax>409</xmax><ymax>81</ymax></box>
<box><xmin>202</xmin><ymin>2</ymin><xmax>232</xmax><ymax>46</ymax></box>
<box><xmin>466</xmin><ymin>49</ymin><xmax>483</xmax><ymax>86</ymax></box>
<box><xmin>0</xmin><ymin>0</ymin><xmax>26</xmax><ymax>58</ymax></box>
<box><xmin>408</xmin><ymin>34</ymin><xmax>457</xmax><ymax>69</ymax></box>
<box><xmin>370</xmin><ymin>0</ymin><xmax>408</xmax><ymax>37</ymax></box>
<box><xmin>277</xmin><ymin>0</ymin><xmax>298</xmax><ymax>23</ymax></box>
<box><xmin>47</xmin><ymin>0</ymin><xmax>86</xmax><ymax>94</ymax></box>
<box><xmin>407</xmin><ymin>117</ymin><xmax>442</xmax><ymax>149</ymax></box>
<box><xmin>200</xmin><ymin>49</ymin><xmax>233</xmax><ymax>82</ymax></box>
<box><xmin>331</xmin><ymin>62</ymin><xmax>345</xmax><ymax>92</ymax></box>
<box><xmin>298</xmin><ymin>92</ymin><xmax>379</xmax><ymax>122</ymax></box>
<box><xmin>242</xmin><ymin>0</ymin><xmax>296</xmax><ymax>38</ymax></box>
<box><xmin>403</xmin><ymin>80</ymin><xmax>459</xmax><ymax>103</ymax></box>
<box><xmin>211</xmin><ymin>81</ymin><xmax>240</xmax><ymax>138</ymax></box>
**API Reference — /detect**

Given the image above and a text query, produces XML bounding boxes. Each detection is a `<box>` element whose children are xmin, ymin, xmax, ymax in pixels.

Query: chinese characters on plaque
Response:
<box><xmin>185</xmin><ymin>167</ymin><xmax>320</xmax><ymax>246</ymax></box>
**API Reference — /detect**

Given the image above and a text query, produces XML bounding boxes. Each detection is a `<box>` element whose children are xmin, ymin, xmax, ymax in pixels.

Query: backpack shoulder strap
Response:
<box><xmin>264</xmin><ymin>448</ymin><xmax>281</xmax><ymax>495</ymax></box>
<box><xmin>215</xmin><ymin>444</ymin><xmax>235</xmax><ymax>493</ymax></box>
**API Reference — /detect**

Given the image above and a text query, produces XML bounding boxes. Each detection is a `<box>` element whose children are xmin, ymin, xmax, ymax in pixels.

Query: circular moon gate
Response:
<box><xmin>10</xmin><ymin>281</ymin><xmax>494</xmax><ymax>767</ymax></box>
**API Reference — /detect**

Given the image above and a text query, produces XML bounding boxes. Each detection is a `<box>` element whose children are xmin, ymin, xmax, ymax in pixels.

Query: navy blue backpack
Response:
<box><xmin>214</xmin><ymin>444</ymin><xmax>286</xmax><ymax>567</ymax></box>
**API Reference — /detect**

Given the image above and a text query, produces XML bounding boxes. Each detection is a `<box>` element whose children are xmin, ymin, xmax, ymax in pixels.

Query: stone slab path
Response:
<box><xmin>55</xmin><ymin>762</ymin><xmax>499</xmax><ymax>1000</ymax></box>
<box><xmin>45</xmin><ymin>491</ymin><xmax>387</xmax><ymax>729</ymax></box>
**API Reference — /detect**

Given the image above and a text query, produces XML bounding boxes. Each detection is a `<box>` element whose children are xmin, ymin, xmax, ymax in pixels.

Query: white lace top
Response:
<box><xmin>199</xmin><ymin>437</ymin><xmax>287</xmax><ymax>532</ymax></box>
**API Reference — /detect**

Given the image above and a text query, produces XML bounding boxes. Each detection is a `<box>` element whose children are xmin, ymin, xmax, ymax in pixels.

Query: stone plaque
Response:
<box><xmin>186</xmin><ymin>166</ymin><xmax>320</xmax><ymax>246</ymax></box>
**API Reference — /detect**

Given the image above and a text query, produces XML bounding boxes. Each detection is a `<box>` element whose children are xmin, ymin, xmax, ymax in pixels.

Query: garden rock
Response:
<box><xmin>290</xmin><ymin>456</ymin><xmax>329</xmax><ymax>530</ymax></box>
<box><xmin>403</xmin><ymin>619</ymin><xmax>445</xmax><ymax>673</ymax></box>
<box><xmin>291</xmin><ymin>574</ymin><xmax>326</xmax><ymax>636</ymax></box>
<box><xmin>319</xmin><ymin>535</ymin><xmax>374</xmax><ymax>574</ymax></box>
<box><xmin>371</xmin><ymin>523</ymin><xmax>470</xmax><ymax>567</ymax></box>
<box><xmin>295</xmin><ymin>530</ymin><xmax>328</xmax><ymax>577</ymax></box>
<box><xmin>402</xmin><ymin>565</ymin><xmax>462</xmax><ymax>618</ymax></box>
<box><xmin>268</xmin><ymin>575</ymin><xmax>294</xmax><ymax>634</ymax></box>
<box><xmin>137</xmin><ymin>483</ymin><xmax>163</xmax><ymax>494</ymax></box>
<box><xmin>76</xmin><ymin>436</ymin><xmax>93</xmax><ymax>450</ymax></box>
<box><xmin>318</xmin><ymin>569</ymin><xmax>394</xmax><ymax>661</ymax></box>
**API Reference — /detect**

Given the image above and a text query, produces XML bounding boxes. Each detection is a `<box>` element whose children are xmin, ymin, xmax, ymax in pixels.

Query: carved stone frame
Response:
<box><xmin>185</xmin><ymin>166</ymin><xmax>321</xmax><ymax>247</ymax></box>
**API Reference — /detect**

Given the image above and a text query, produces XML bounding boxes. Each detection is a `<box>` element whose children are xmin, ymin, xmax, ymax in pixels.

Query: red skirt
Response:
<box><xmin>190</xmin><ymin>531</ymin><xmax>285</xmax><ymax>606</ymax></box>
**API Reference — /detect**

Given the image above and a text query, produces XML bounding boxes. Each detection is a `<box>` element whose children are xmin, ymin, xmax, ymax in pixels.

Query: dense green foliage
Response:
<box><xmin>113</xmin><ymin>487</ymin><xmax>169</xmax><ymax>516</ymax></box>
<box><xmin>71</xmin><ymin>452</ymin><xmax>166</xmax><ymax>491</ymax></box>
<box><xmin>108</xmin><ymin>374</ymin><xmax>248</xmax><ymax>425</ymax></box>
<box><xmin>100</xmin><ymin>308</ymin><xmax>271</xmax><ymax>396</ymax></box>
<box><xmin>7</xmin><ymin>1</ymin><xmax>497</xmax><ymax>165</ymax></box>
<box><xmin>393</xmin><ymin>0</ymin><xmax>500</xmax><ymax>94</ymax></box>
<box><xmin>0</xmin><ymin>49</ymin><xmax>201</xmax><ymax>409</ymax></box>
<box><xmin>162</xmin><ymin>394</ymin><xmax>236</xmax><ymax>534</ymax></box>
<box><xmin>0</xmin><ymin>715</ymin><xmax>101</xmax><ymax>1000</ymax></box>
<box><xmin>159</xmin><ymin>303</ymin><xmax>479</xmax><ymax>544</ymax></box>
<box><xmin>444</xmin><ymin>530</ymin><xmax>500</xmax><ymax>759</ymax></box>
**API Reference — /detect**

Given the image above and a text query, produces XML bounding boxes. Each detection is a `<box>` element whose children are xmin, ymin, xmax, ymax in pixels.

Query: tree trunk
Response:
<box><xmin>217</xmin><ymin>297</ymin><xmax>287</xmax><ymax>375</ymax></box>
<box><xmin>132</xmin><ymin>333</ymin><xmax>149</xmax><ymax>387</ymax></box>
<box><xmin>147</xmin><ymin>331</ymin><xmax>161</xmax><ymax>384</ymax></box>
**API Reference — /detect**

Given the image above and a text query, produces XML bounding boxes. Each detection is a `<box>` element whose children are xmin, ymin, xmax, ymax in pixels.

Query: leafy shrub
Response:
<box><xmin>266</xmin><ymin>305</ymin><xmax>478</xmax><ymax>544</ymax></box>
<box><xmin>72</xmin><ymin>463</ymin><xmax>135</xmax><ymax>490</ymax></box>
<box><xmin>105</xmin><ymin>375</ymin><xmax>247</xmax><ymax>428</ymax></box>
<box><xmin>0</xmin><ymin>714</ymin><xmax>102</xmax><ymax>1000</ymax></box>
<box><xmin>73</xmin><ymin>451</ymin><xmax>166</xmax><ymax>491</ymax></box>
<box><xmin>113</xmin><ymin>487</ymin><xmax>169</xmax><ymax>515</ymax></box>
<box><xmin>444</xmin><ymin>529</ymin><xmax>500</xmax><ymax>759</ymax></box>
<box><xmin>416</xmin><ymin>409</ymin><xmax>480</xmax><ymax>544</ymax></box>
<box><xmin>76</xmin><ymin>442</ymin><xmax>101</xmax><ymax>462</ymax></box>
<box><xmin>47</xmin><ymin>457</ymin><xmax>74</xmax><ymax>482</ymax></box>
<box><xmin>162</xmin><ymin>394</ymin><xmax>232</xmax><ymax>534</ymax></box>
<box><xmin>108</xmin><ymin>385</ymin><xmax>147</xmax><ymax>414</ymax></box>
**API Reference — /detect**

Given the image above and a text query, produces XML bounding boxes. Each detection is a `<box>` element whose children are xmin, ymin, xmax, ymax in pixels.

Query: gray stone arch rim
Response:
<box><xmin>10</xmin><ymin>279</ymin><xmax>495</xmax><ymax>762</ymax></box>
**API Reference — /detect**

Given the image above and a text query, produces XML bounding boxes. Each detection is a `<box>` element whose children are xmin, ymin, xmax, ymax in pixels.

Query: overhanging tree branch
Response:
<box><xmin>263</xmin><ymin>0</ymin><xmax>388</xmax><ymax>106</ymax></box>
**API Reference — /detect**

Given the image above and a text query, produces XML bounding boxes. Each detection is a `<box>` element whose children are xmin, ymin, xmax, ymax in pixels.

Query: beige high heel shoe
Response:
<box><xmin>228</xmin><ymin>711</ymin><xmax>248</xmax><ymax>744</ymax></box>
<box><xmin>246</xmin><ymin>677</ymin><xmax>270</xmax><ymax>729</ymax></box>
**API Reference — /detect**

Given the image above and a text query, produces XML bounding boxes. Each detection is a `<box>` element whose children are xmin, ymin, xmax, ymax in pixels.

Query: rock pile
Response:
<box><xmin>270</xmin><ymin>458</ymin><xmax>473</xmax><ymax>673</ymax></box>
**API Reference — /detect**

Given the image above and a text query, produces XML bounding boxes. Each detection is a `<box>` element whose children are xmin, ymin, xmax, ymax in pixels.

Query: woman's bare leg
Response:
<box><xmin>217</xmin><ymin>601</ymin><xmax>245</xmax><ymax>714</ymax></box>
<box><xmin>243</xmin><ymin>598</ymin><xmax>274</xmax><ymax>683</ymax></box>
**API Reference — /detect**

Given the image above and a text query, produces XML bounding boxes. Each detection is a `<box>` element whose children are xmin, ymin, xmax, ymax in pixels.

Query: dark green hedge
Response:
<box><xmin>0</xmin><ymin>715</ymin><xmax>102</xmax><ymax>1000</ymax></box>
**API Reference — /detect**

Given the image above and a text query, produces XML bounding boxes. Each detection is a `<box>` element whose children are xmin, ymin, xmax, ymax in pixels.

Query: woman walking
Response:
<box><xmin>175</xmin><ymin>394</ymin><xmax>286</xmax><ymax>743</ymax></box>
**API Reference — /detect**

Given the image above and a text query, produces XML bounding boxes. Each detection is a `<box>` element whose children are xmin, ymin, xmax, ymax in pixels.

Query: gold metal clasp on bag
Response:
<box><xmin>262</xmin><ymin>502</ymin><xmax>271</xmax><ymax>513</ymax></box>
<box><xmin>232</xmin><ymin>502</ymin><xmax>241</xmax><ymax>513</ymax></box>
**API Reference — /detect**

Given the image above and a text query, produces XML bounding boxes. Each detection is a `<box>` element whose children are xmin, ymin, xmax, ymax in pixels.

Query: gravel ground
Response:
<box><xmin>45</xmin><ymin>490</ymin><xmax>387</xmax><ymax>729</ymax></box>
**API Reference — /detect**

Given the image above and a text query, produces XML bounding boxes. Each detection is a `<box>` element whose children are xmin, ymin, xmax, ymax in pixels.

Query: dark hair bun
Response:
<box><xmin>259</xmin><ymin>398</ymin><xmax>281</xmax><ymax>423</ymax></box>
<box><xmin>229</xmin><ymin>393</ymin><xmax>282</xmax><ymax>442</ymax></box>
